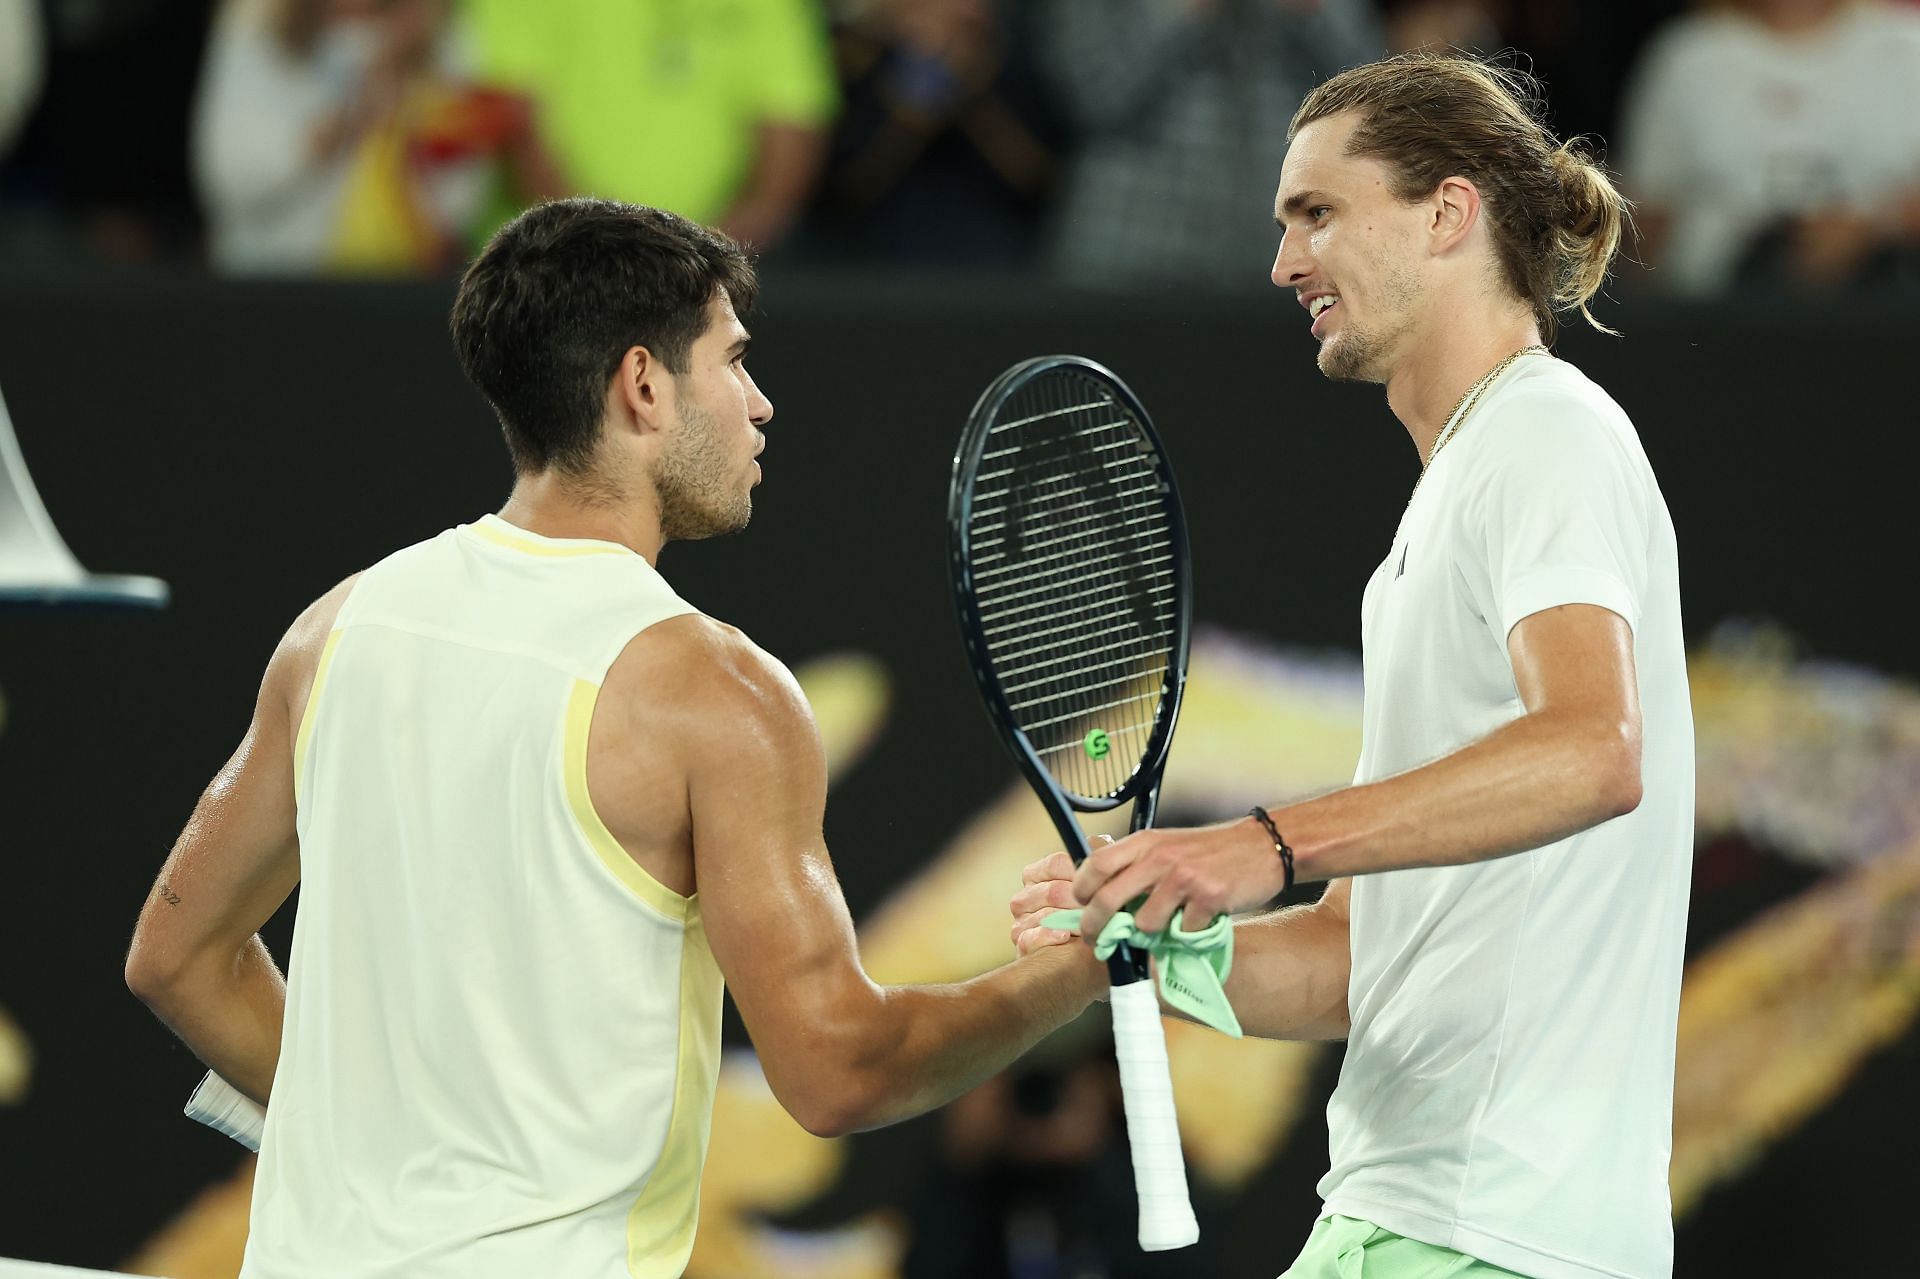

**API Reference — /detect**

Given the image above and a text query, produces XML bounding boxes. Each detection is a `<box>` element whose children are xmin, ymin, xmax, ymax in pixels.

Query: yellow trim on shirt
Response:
<box><xmin>468</xmin><ymin>516</ymin><xmax>630</xmax><ymax>558</ymax></box>
<box><xmin>293</xmin><ymin>629</ymin><xmax>344</xmax><ymax>808</ymax></box>
<box><xmin>562</xmin><ymin>677</ymin><xmax>692</xmax><ymax>922</ymax></box>
<box><xmin>625</xmin><ymin>910</ymin><xmax>724</xmax><ymax>1277</ymax></box>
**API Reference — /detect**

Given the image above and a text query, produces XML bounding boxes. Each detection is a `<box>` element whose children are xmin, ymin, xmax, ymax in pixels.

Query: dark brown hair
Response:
<box><xmin>1289</xmin><ymin>52</ymin><xmax>1630</xmax><ymax>342</ymax></box>
<box><xmin>450</xmin><ymin>198</ymin><xmax>758</xmax><ymax>476</ymax></box>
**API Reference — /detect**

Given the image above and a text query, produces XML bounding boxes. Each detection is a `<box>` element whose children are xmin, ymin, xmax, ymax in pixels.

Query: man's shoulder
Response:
<box><xmin>268</xmin><ymin>572</ymin><xmax>362</xmax><ymax>721</ymax></box>
<box><xmin>342</xmin><ymin>524</ymin><xmax>465</xmax><ymax>597</ymax></box>
<box><xmin>1490</xmin><ymin>355</ymin><xmax>1616</xmax><ymax>408</ymax></box>
<box><xmin>1471</xmin><ymin>360</ymin><xmax>1635</xmax><ymax>453</ymax></box>
<box><xmin>607</xmin><ymin>614</ymin><xmax>815</xmax><ymax>746</ymax></box>
<box><xmin>1453</xmin><ymin>360</ymin><xmax>1652</xmax><ymax>506</ymax></box>
<box><xmin>617</xmin><ymin>611</ymin><xmax>781</xmax><ymax>681</ymax></box>
<box><xmin>287</xmin><ymin>525</ymin><xmax>469</xmax><ymax>639</ymax></box>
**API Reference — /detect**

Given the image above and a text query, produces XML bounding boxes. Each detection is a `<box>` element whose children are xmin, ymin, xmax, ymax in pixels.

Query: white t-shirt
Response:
<box><xmin>1318</xmin><ymin>355</ymin><xmax>1695</xmax><ymax>1279</ymax></box>
<box><xmin>1618</xmin><ymin>4</ymin><xmax>1920</xmax><ymax>294</ymax></box>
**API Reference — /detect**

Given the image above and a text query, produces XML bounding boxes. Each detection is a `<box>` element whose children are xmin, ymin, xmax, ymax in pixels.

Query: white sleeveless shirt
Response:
<box><xmin>244</xmin><ymin>514</ymin><xmax>720</xmax><ymax>1279</ymax></box>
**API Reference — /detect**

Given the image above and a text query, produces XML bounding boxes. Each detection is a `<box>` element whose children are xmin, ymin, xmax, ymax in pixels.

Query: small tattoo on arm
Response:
<box><xmin>158</xmin><ymin>880</ymin><xmax>182</xmax><ymax>907</ymax></box>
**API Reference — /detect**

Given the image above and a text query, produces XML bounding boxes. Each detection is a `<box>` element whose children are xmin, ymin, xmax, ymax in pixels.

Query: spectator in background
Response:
<box><xmin>461</xmin><ymin>0</ymin><xmax>837</xmax><ymax>253</ymax></box>
<box><xmin>900</xmin><ymin>1026</ymin><xmax>1220</xmax><ymax>1279</ymax></box>
<box><xmin>1380</xmin><ymin>3</ymin><xmax>1685</xmax><ymax>147</ymax></box>
<box><xmin>0</xmin><ymin>0</ymin><xmax>43</xmax><ymax>159</ymax></box>
<box><xmin>1619</xmin><ymin>0</ymin><xmax>1920</xmax><ymax>295</ymax></box>
<box><xmin>194</xmin><ymin>0</ymin><xmax>565</xmax><ymax>275</ymax></box>
<box><xmin>801</xmin><ymin>0</ymin><xmax>1063</xmax><ymax>268</ymax></box>
<box><xmin>1376</xmin><ymin>0</ymin><xmax>1503</xmax><ymax>56</ymax></box>
<box><xmin>1039</xmin><ymin>0</ymin><xmax>1383</xmax><ymax>289</ymax></box>
<box><xmin>1</xmin><ymin>0</ymin><xmax>213</xmax><ymax>263</ymax></box>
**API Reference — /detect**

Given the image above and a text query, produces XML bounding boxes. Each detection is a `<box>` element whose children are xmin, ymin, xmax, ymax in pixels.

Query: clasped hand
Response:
<box><xmin>1008</xmin><ymin>818</ymin><xmax>1289</xmax><ymax>954</ymax></box>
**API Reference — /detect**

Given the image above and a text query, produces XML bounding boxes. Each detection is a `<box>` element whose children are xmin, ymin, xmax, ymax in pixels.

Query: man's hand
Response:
<box><xmin>1008</xmin><ymin>850</ymin><xmax>1086</xmax><ymax>955</ymax></box>
<box><xmin>1071</xmin><ymin>817</ymin><xmax>1287</xmax><ymax>939</ymax></box>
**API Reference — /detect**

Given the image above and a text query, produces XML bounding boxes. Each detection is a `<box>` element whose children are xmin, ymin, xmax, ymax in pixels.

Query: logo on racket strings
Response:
<box><xmin>1083</xmin><ymin>729</ymin><xmax>1111</xmax><ymax>760</ymax></box>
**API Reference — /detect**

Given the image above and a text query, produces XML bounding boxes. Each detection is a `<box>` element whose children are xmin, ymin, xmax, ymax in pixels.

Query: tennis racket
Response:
<box><xmin>948</xmin><ymin>354</ymin><xmax>1197</xmax><ymax>1251</ymax></box>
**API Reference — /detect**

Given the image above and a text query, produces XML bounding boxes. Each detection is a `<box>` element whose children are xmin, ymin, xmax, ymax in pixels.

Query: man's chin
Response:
<box><xmin>1316</xmin><ymin>342</ymin><xmax>1355</xmax><ymax>382</ymax></box>
<box><xmin>1318</xmin><ymin>335</ymin><xmax>1381</xmax><ymax>385</ymax></box>
<box><xmin>658</xmin><ymin>505</ymin><xmax>752</xmax><ymax>545</ymax></box>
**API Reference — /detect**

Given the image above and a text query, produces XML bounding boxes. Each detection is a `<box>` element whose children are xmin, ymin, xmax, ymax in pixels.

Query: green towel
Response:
<box><xmin>1043</xmin><ymin>907</ymin><xmax>1241</xmax><ymax>1039</ymax></box>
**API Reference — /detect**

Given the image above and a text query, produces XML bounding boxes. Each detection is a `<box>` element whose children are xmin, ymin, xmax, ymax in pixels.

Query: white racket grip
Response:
<box><xmin>1109</xmin><ymin>980</ymin><xmax>1199</xmax><ymax>1251</ymax></box>
<box><xmin>184</xmin><ymin>1070</ymin><xmax>265</xmax><ymax>1152</ymax></box>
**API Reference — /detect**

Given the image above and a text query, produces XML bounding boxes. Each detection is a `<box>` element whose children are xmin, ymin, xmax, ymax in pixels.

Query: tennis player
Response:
<box><xmin>125</xmin><ymin>198</ymin><xmax>1105</xmax><ymax>1278</ymax></box>
<box><xmin>1013</xmin><ymin>54</ymin><xmax>1692</xmax><ymax>1279</ymax></box>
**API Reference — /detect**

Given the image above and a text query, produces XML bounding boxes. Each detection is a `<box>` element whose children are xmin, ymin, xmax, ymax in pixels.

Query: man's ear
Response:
<box><xmin>610</xmin><ymin>344</ymin><xmax>672</xmax><ymax>435</ymax></box>
<box><xmin>1429</xmin><ymin>175</ymin><xmax>1483</xmax><ymax>257</ymax></box>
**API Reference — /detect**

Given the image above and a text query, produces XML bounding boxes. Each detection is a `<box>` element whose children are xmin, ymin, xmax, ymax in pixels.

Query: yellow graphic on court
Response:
<box><xmin>118</xmin><ymin>630</ymin><xmax>1920</xmax><ymax>1279</ymax></box>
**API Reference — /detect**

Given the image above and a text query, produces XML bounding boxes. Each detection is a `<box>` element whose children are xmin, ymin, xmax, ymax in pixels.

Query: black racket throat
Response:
<box><xmin>948</xmin><ymin>356</ymin><xmax>1193</xmax><ymax>992</ymax></box>
<box><xmin>1043</xmin><ymin>782</ymin><xmax>1159</xmax><ymax>986</ymax></box>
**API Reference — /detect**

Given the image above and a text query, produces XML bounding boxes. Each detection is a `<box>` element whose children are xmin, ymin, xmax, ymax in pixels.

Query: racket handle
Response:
<box><xmin>1109</xmin><ymin>980</ymin><xmax>1200</xmax><ymax>1251</ymax></box>
<box><xmin>185</xmin><ymin>1070</ymin><xmax>265</xmax><ymax>1151</ymax></box>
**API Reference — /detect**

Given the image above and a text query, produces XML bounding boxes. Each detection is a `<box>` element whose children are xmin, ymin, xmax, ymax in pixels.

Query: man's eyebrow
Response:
<box><xmin>1276</xmin><ymin>190</ymin><xmax>1333</xmax><ymax>224</ymax></box>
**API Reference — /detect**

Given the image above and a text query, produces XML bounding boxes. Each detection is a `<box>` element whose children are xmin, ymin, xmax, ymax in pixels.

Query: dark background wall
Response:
<box><xmin>1</xmin><ymin>270</ymin><xmax>1916</xmax><ymax>1274</ymax></box>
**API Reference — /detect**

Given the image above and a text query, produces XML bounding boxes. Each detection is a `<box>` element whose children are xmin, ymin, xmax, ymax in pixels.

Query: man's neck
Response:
<box><xmin>1383</xmin><ymin>306</ymin><xmax>1544</xmax><ymax>466</ymax></box>
<box><xmin>497</xmin><ymin>471</ymin><xmax>665</xmax><ymax>565</ymax></box>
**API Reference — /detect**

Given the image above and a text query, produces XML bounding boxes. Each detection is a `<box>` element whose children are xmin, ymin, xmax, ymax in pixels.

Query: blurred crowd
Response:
<box><xmin>1</xmin><ymin>0</ymin><xmax>1917</xmax><ymax>296</ymax></box>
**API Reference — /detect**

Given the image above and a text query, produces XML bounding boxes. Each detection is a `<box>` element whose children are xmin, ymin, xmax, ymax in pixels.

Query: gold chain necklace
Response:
<box><xmin>1410</xmin><ymin>344</ymin><xmax>1550</xmax><ymax>501</ymax></box>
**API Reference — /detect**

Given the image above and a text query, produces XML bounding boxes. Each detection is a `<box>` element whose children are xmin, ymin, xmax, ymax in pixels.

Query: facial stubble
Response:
<box><xmin>653</xmin><ymin>394</ymin><xmax>753</xmax><ymax>543</ymax></box>
<box><xmin>1319</xmin><ymin>252</ymin><xmax>1426</xmax><ymax>385</ymax></box>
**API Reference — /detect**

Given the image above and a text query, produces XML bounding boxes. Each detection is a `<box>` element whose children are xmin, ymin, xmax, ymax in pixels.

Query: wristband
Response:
<box><xmin>1248</xmin><ymin>805</ymin><xmax>1294</xmax><ymax>893</ymax></box>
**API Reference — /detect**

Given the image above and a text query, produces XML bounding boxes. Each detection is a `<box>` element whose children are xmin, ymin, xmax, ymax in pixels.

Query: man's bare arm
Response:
<box><xmin>1220</xmin><ymin>879</ymin><xmax>1352</xmax><ymax>1040</ymax></box>
<box><xmin>718</xmin><ymin>121</ymin><xmax>828</xmax><ymax>251</ymax></box>
<box><xmin>1073</xmin><ymin>603</ymin><xmax>1643</xmax><ymax>936</ymax></box>
<box><xmin>655</xmin><ymin>619</ymin><xmax>1105</xmax><ymax>1138</ymax></box>
<box><xmin>1271</xmin><ymin>602</ymin><xmax>1642</xmax><ymax>879</ymax></box>
<box><xmin>123</xmin><ymin>577</ymin><xmax>355</xmax><ymax>1104</ymax></box>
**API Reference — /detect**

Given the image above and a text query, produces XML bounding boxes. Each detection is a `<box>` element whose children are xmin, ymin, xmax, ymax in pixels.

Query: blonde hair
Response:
<box><xmin>1289</xmin><ymin>52</ymin><xmax>1631</xmax><ymax>342</ymax></box>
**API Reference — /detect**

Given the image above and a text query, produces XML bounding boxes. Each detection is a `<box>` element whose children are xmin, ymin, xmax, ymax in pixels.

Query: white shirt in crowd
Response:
<box><xmin>0</xmin><ymin>0</ymin><xmax>43</xmax><ymax>157</ymax></box>
<box><xmin>1320</xmin><ymin>354</ymin><xmax>1695</xmax><ymax>1279</ymax></box>
<box><xmin>1618</xmin><ymin>1</ymin><xmax>1920</xmax><ymax>294</ymax></box>
<box><xmin>192</xmin><ymin>0</ymin><xmax>488</xmax><ymax>274</ymax></box>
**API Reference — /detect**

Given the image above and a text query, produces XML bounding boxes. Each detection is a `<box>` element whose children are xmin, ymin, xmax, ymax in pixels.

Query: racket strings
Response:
<box><xmin>966</xmin><ymin>370</ymin><xmax>1178</xmax><ymax>801</ymax></box>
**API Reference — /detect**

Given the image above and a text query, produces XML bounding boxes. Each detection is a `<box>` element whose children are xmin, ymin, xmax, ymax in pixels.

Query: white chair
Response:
<box><xmin>0</xmin><ymin>383</ymin><xmax>167</xmax><ymax>609</ymax></box>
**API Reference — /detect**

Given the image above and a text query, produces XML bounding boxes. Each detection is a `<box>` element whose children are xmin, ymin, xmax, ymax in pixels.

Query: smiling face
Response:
<box><xmin>1271</xmin><ymin>111</ymin><xmax>1432</xmax><ymax>385</ymax></box>
<box><xmin>652</xmin><ymin>292</ymin><xmax>773</xmax><ymax>542</ymax></box>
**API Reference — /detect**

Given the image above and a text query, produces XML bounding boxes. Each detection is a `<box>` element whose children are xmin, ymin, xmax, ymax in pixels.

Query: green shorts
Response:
<box><xmin>1280</xmin><ymin>1215</ymin><xmax>1530</xmax><ymax>1279</ymax></box>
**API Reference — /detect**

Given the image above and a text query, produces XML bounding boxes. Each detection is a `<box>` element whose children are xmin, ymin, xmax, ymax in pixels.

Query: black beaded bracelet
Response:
<box><xmin>1249</xmin><ymin>805</ymin><xmax>1294</xmax><ymax>893</ymax></box>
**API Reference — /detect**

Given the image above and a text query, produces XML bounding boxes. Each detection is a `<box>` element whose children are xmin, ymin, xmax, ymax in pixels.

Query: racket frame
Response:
<box><xmin>947</xmin><ymin>354</ymin><xmax>1195</xmax><ymax>986</ymax></box>
<box><xmin>948</xmin><ymin>355</ymin><xmax>1203</xmax><ymax>1251</ymax></box>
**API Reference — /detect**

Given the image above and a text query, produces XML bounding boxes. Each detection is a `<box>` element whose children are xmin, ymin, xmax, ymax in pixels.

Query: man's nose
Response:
<box><xmin>1271</xmin><ymin>231</ymin><xmax>1310</xmax><ymax>289</ymax></box>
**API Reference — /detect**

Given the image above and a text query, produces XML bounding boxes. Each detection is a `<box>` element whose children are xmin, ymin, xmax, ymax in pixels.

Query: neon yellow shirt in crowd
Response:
<box><xmin>464</xmin><ymin>0</ymin><xmax>838</xmax><ymax>224</ymax></box>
